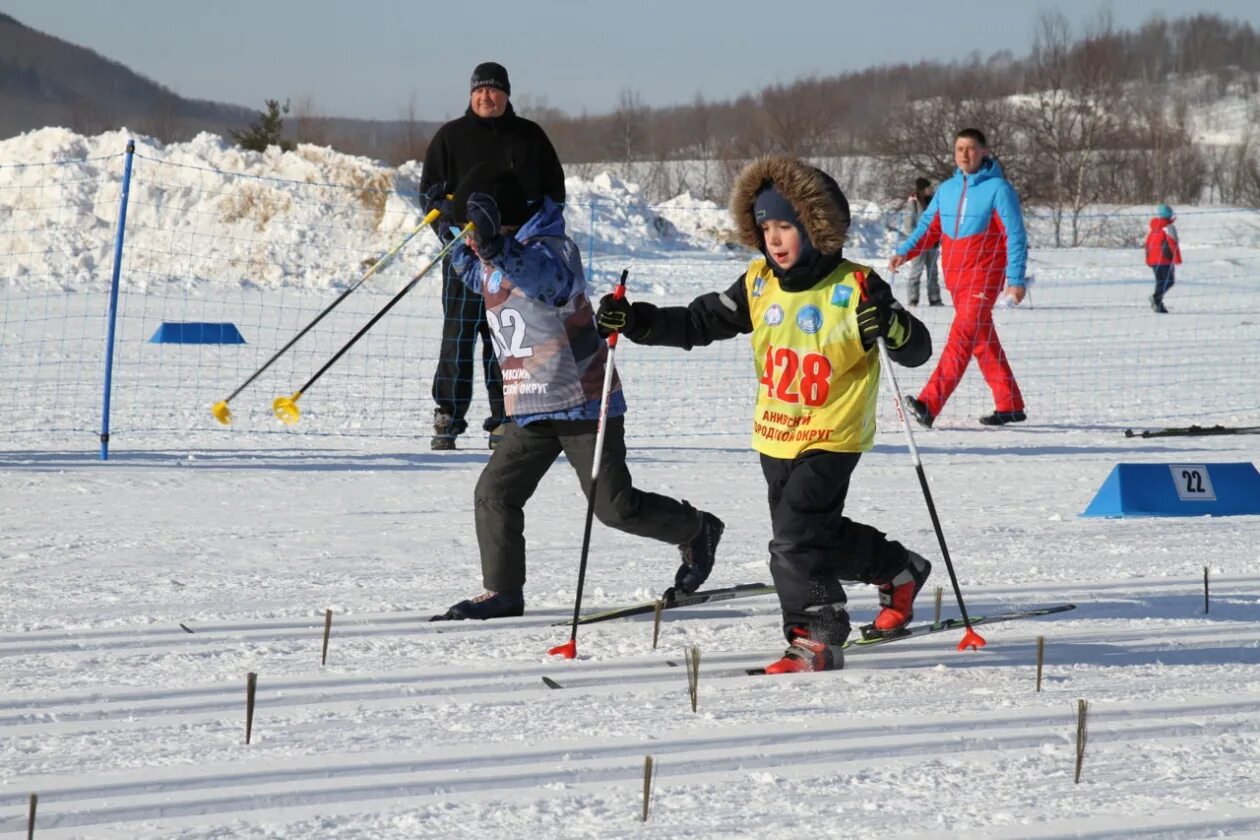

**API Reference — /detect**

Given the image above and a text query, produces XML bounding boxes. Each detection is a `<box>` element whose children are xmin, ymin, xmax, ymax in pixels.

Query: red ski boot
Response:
<box><xmin>870</xmin><ymin>551</ymin><xmax>931</xmax><ymax>635</ymax></box>
<box><xmin>764</xmin><ymin>629</ymin><xmax>844</xmax><ymax>674</ymax></box>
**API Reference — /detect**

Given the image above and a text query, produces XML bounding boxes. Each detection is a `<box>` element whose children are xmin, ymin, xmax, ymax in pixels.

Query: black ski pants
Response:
<box><xmin>474</xmin><ymin>415</ymin><xmax>700</xmax><ymax>592</ymax></box>
<box><xmin>761</xmin><ymin>450</ymin><xmax>911</xmax><ymax>641</ymax></box>
<box><xmin>432</xmin><ymin>259</ymin><xmax>506</xmax><ymax>433</ymax></box>
<box><xmin>1153</xmin><ymin>263</ymin><xmax>1175</xmax><ymax>303</ymax></box>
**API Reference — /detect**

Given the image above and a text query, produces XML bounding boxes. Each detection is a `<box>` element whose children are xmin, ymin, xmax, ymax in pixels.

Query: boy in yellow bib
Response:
<box><xmin>597</xmin><ymin>157</ymin><xmax>933</xmax><ymax>673</ymax></box>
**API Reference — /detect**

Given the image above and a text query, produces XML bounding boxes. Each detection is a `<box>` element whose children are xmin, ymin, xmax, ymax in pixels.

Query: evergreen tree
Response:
<box><xmin>231</xmin><ymin>99</ymin><xmax>294</xmax><ymax>152</ymax></box>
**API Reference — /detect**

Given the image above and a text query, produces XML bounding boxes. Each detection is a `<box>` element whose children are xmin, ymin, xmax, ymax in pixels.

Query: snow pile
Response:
<box><xmin>655</xmin><ymin>190</ymin><xmax>736</xmax><ymax>248</ymax></box>
<box><xmin>0</xmin><ymin>129</ymin><xmax>716</xmax><ymax>294</ymax></box>
<box><xmin>5</xmin><ymin>127</ymin><xmax>1260</xmax><ymax>296</ymax></box>
<box><xmin>562</xmin><ymin>171</ymin><xmax>706</xmax><ymax>255</ymax></box>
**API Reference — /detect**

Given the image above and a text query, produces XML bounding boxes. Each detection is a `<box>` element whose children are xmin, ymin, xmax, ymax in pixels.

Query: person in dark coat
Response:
<box><xmin>419</xmin><ymin>61</ymin><xmax>566</xmax><ymax>450</ymax></box>
<box><xmin>902</xmin><ymin>177</ymin><xmax>942</xmax><ymax>306</ymax></box>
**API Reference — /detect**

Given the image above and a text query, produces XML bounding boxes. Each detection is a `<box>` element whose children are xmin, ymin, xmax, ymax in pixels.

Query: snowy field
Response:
<box><xmin>2</xmin><ymin>130</ymin><xmax>1260</xmax><ymax>838</ymax></box>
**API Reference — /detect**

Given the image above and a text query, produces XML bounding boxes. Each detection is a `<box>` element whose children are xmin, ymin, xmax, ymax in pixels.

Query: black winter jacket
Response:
<box><xmin>623</xmin><ymin>269</ymin><xmax>930</xmax><ymax>371</ymax></box>
<box><xmin>419</xmin><ymin>103</ymin><xmax>565</xmax><ymax>206</ymax></box>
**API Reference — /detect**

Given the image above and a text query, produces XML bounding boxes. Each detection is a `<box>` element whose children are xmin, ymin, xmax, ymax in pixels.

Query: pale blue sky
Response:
<box><xmin>6</xmin><ymin>0</ymin><xmax>1260</xmax><ymax>121</ymax></box>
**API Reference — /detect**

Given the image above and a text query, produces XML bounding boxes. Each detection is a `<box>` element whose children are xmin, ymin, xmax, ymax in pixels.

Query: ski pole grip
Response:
<box><xmin>607</xmin><ymin>268</ymin><xmax>629</xmax><ymax>347</ymax></box>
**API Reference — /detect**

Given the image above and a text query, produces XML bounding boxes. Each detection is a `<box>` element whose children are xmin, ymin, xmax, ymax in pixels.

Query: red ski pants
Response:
<box><xmin>918</xmin><ymin>291</ymin><xmax>1023</xmax><ymax>416</ymax></box>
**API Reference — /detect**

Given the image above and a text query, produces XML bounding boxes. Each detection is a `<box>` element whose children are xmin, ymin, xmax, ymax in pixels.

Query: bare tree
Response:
<box><xmin>393</xmin><ymin>92</ymin><xmax>428</xmax><ymax>165</ymax></box>
<box><xmin>66</xmin><ymin>95</ymin><xmax>111</xmax><ymax>135</ymax></box>
<box><xmin>608</xmin><ymin>89</ymin><xmax>650</xmax><ymax>163</ymax></box>
<box><xmin>138</xmin><ymin>94</ymin><xmax>186</xmax><ymax>143</ymax></box>
<box><xmin>758</xmin><ymin>78</ymin><xmax>833</xmax><ymax>157</ymax></box>
<box><xmin>683</xmin><ymin>93</ymin><xmax>719</xmax><ymax>199</ymax></box>
<box><xmin>1013</xmin><ymin>10</ymin><xmax>1126</xmax><ymax>246</ymax></box>
<box><xmin>291</xmin><ymin>94</ymin><xmax>330</xmax><ymax>147</ymax></box>
<box><xmin>873</xmin><ymin>89</ymin><xmax>1018</xmax><ymax>204</ymax></box>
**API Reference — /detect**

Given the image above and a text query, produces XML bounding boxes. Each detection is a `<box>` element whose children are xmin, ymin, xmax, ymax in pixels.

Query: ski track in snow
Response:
<box><xmin>3</xmin><ymin>579</ymin><xmax>1260</xmax><ymax>838</ymax></box>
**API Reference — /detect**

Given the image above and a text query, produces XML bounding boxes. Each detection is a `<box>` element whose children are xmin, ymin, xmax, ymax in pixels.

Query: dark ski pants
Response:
<box><xmin>432</xmin><ymin>260</ymin><xmax>506</xmax><ymax>433</ymax></box>
<box><xmin>761</xmin><ymin>450</ymin><xmax>912</xmax><ymax>642</ymax></box>
<box><xmin>474</xmin><ymin>415</ymin><xmax>701</xmax><ymax>592</ymax></box>
<box><xmin>1153</xmin><ymin>264</ymin><xmax>1175</xmax><ymax>303</ymax></box>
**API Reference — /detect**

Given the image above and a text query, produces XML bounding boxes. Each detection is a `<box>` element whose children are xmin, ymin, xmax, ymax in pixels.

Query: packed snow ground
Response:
<box><xmin>1</xmin><ymin>130</ymin><xmax>1260</xmax><ymax>838</ymax></box>
<box><xmin>2</xmin><ymin>404</ymin><xmax>1259</xmax><ymax>838</ymax></box>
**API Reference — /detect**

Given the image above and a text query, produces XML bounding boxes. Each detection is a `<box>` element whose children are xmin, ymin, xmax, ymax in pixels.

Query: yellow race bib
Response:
<box><xmin>745</xmin><ymin>258</ymin><xmax>881</xmax><ymax>457</ymax></box>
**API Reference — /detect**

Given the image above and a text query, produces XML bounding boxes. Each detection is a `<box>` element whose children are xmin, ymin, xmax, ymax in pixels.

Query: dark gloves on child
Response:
<box><xmin>595</xmin><ymin>293</ymin><xmax>635</xmax><ymax>337</ymax></box>
<box><xmin>855</xmin><ymin>297</ymin><xmax>910</xmax><ymax>350</ymax></box>
<box><xmin>465</xmin><ymin>192</ymin><xmax>504</xmax><ymax>256</ymax></box>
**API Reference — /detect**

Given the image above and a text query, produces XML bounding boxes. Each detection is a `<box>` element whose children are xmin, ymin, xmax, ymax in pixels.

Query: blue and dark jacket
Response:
<box><xmin>451</xmin><ymin>198</ymin><xmax>625</xmax><ymax>425</ymax></box>
<box><xmin>896</xmin><ymin>157</ymin><xmax>1027</xmax><ymax>292</ymax></box>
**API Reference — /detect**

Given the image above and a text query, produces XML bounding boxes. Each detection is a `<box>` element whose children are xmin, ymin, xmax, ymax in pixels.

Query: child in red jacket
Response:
<box><xmin>1145</xmin><ymin>204</ymin><xmax>1182</xmax><ymax>314</ymax></box>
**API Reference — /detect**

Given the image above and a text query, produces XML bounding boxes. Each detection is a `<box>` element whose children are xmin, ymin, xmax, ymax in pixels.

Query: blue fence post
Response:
<box><xmin>99</xmin><ymin>139</ymin><xmax>136</xmax><ymax>461</ymax></box>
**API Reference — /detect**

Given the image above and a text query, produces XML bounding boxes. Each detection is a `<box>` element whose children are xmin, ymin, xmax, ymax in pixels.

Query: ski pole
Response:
<box><xmin>549</xmin><ymin>267</ymin><xmax>630</xmax><ymax>660</ymax></box>
<box><xmin>272</xmin><ymin>222</ymin><xmax>472</xmax><ymax>425</ymax></box>
<box><xmin>211</xmin><ymin>208</ymin><xmax>444</xmax><ymax>425</ymax></box>
<box><xmin>861</xmin><ymin>271</ymin><xmax>985</xmax><ymax>651</ymax></box>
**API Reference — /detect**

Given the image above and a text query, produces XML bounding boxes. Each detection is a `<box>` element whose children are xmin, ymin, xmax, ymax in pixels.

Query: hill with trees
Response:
<box><xmin>4</xmin><ymin>10</ymin><xmax>1259</xmax><ymax>229</ymax></box>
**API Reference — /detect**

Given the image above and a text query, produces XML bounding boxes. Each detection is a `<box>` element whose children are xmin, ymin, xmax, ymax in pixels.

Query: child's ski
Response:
<box><xmin>540</xmin><ymin>603</ymin><xmax>1075</xmax><ymax>688</ymax></box>
<box><xmin>562</xmin><ymin>582</ymin><xmax>775</xmax><ymax>626</ymax></box>
<box><xmin>743</xmin><ymin>603</ymin><xmax>1075</xmax><ymax>675</ymax></box>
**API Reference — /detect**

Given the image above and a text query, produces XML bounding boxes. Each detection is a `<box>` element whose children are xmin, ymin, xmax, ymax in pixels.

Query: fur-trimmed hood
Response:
<box><xmin>730</xmin><ymin>157</ymin><xmax>850</xmax><ymax>256</ymax></box>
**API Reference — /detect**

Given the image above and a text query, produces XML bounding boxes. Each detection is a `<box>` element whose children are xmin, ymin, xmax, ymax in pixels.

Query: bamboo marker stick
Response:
<box><xmin>1036</xmin><ymin>635</ymin><xmax>1045</xmax><ymax>692</ymax></box>
<box><xmin>684</xmin><ymin>646</ymin><xmax>701</xmax><ymax>713</ymax></box>
<box><xmin>652</xmin><ymin>600</ymin><xmax>663</xmax><ymax>650</ymax></box>
<box><xmin>641</xmin><ymin>756</ymin><xmax>655</xmax><ymax>821</ymax></box>
<box><xmin>321</xmin><ymin>608</ymin><xmax>333</xmax><ymax>665</ymax></box>
<box><xmin>245</xmin><ymin>672</ymin><xmax>258</xmax><ymax>744</ymax></box>
<box><xmin>1074</xmin><ymin>699</ymin><xmax>1089</xmax><ymax>783</ymax></box>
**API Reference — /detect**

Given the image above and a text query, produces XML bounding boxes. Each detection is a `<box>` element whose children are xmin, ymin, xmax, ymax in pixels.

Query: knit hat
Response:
<box><xmin>914</xmin><ymin>176</ymin><xmax>931</xmax><ymax>191</ymax></box>
<box><xmin>1156</xmin><ymin>203</ymin><xmax>1174</xmax><ymax>219</ymax></box>
<box><xmin>754</xmin><ymin>184</ymin><xmax>818</xmax><ymax>262</ymax></box>
<box><xmin>470</xmin><ymin>62</ymin><xmax>511</xmax><ymax>96</ymax></box>
<box><xmin>453</xmin><ymin>162</ymin><xmax>529</xmax><ymax>228</ymax></box>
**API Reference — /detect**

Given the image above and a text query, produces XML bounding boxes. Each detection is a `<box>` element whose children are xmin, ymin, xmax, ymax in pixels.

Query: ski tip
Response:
<box><xmin>541</xmin><ymin>676</ymin><xmax>563</xmax><ymax>690</ymax></box>
<box><xmin>178</xmin><ymin>623</ymin><xmax>194</xmax><ymax>634</ymax></box>
<box><xmin>745</xmin><ymin>668</ymin><xmax>767</xmax><ymax>676</ymax></box>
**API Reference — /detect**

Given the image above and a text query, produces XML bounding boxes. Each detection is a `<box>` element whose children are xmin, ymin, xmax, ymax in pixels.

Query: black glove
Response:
<box><xmin>856</xmin><ymin>298</ymin><xmax>909</xmax><ymax>350</ymax></box>
<box><xmin>419</xmin><ymin>183</ymin><xmax>454</xmax><ymax>243</ymax></box>
<box><xmin>465</xmin><ymin>192</ymin><xmax>504</xmax><ymax>256</ymax></box>
<box><xmin>419</xmin><ymin>182</ymin><xmax>451</xmax><ymax>219</ymax></box>
<box><xmin>596</xmin><ymin>293</ymin><xmax>635</xmax><ymax>337</ymax></box>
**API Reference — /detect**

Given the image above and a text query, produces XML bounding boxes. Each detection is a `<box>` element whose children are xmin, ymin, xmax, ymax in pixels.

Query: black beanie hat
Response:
<box><xmin>754</xmin><ymin>183</ymin><xmax>819</xmax><ymax>264</ymax></box>
<box><xmin>453</xmin><ymin>162</ymin><xmax>529</xmax><ymax>227</ymax></box>
<box><xmin>470</xmin><ymin>62</ymin><xmax>511</xmax><ymax>96</ymax></box>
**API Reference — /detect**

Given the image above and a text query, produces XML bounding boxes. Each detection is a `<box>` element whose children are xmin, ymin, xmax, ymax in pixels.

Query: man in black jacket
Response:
<box><xmin>420</xmin><ymin>61</ymin><xmax>566</xmax><ymax>450</ymax></box>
